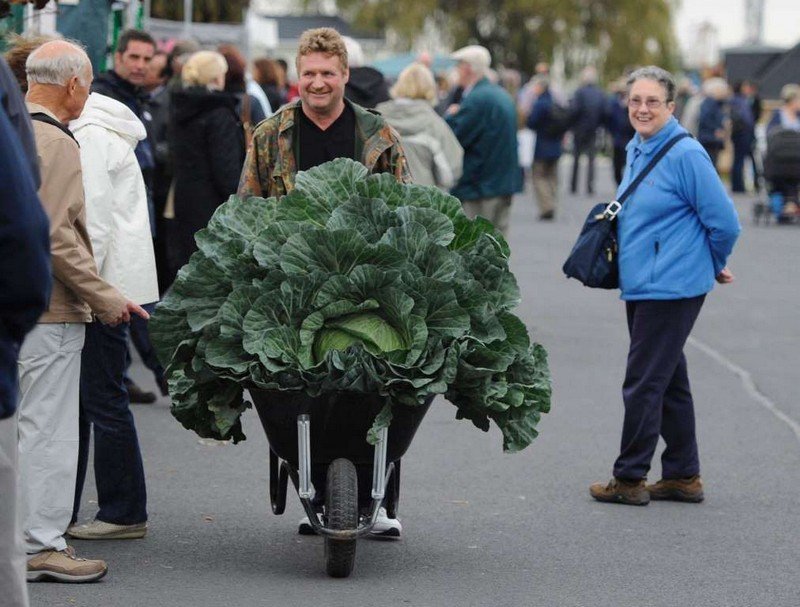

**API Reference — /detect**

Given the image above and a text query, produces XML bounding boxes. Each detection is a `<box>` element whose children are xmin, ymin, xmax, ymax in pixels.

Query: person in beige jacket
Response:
<box><xmin>19</xmin><ymin>39</ymin><xmax>148</xmax><ymax>584</ymax></box>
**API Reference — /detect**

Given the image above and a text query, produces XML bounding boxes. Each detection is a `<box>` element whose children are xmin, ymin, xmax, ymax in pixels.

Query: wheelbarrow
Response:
<box><xmin>251</xmin><ymin>390</ymin><xmax>432</xmax><ymax>577</ymax></box>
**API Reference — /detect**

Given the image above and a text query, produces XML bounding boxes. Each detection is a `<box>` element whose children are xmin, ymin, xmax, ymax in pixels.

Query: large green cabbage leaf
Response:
<box><xmin>150</xmin><ymin>158</ymin><xmax>551</xmax><ymax>452</ymax></box>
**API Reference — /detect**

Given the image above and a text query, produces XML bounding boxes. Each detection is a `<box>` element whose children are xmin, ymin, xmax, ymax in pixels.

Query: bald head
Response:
<box><xmin>26</xmin><ymin>39</ymin><xmax>93</xmax><ymax>123</ymax></box>
<box><xmin>27</xmin><ymin>39</ymin><xmax>92</xmax><ymax>88</ymax></box>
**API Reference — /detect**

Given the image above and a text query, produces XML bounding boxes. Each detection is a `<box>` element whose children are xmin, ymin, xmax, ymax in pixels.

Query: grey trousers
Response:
<box><xmin>532</xmin><ymin>159</ymin><xmax>559</xmax><ymax>216</ymax></box>
<box><xmin>18</xmin><ymin>323</ymin><xmax>84</xmax><ymax>554</ymax></box>
<box><xmin>462</xmin><ymin>195</ymin><xmax>513</xmax><ymax>236</ymax></box>
<box><xmin>0</xmin><ymin>414</ymin><xmax>28</xmax><ymax>607</ymax></box>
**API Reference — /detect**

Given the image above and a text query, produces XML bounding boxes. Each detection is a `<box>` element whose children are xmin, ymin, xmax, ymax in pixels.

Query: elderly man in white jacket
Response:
<box><xmin>66</xmin><ymin>92</ymin><xmax>159</xmax><ymax>540</ymax></box>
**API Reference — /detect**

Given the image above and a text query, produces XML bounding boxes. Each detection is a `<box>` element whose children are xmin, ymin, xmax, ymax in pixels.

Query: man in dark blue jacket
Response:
<box><xmin>570</xmin><ymin>66</ymin><xmax>607</xmax><ymax>195</ymax></box>
<box><xmin>92</xmin><ymin>29</ymin><xmax>156</xmax><ymax>182</ymax></box>
<box><xmin>696</xmin><ymin>78</ymin><xmax>729</xmax><ymax>172</ymax></box>
<box><xmin>729</xmin><ymin>81</ymin><xmax>756</xmax><ymax>193</ymax></box>
<box><xmin>446</xmin><ymin>45</ymin><xmax>521</xmax><ymax>235</ymax></box>
<box><xmin>526</xmin><ymin>75</ymin><xmax>563</xmax><ymax>220</ymax></box>
<box><xmin>0</xmin><ymin>57</ymin><xmax>51</xmax><ymax>607</ymax></box>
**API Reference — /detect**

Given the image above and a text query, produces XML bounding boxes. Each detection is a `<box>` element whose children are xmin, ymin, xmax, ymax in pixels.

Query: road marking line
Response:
<box><xmin>688</xmin><ymin>336</ymin><xmax>800</xmax><ymax>443</ymax></box>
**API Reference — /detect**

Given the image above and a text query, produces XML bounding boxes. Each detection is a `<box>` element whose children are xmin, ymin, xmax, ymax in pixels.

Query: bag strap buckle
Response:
<box><xmin>603</xmin><ymin>200</ymin><xmax>622</xmax><ymax>219</ymax></box>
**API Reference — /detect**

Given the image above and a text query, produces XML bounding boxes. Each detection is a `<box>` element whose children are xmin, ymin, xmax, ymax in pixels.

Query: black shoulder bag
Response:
<box><xmin>562</xmin><ymin>132</ymin><xmax>690</xmax><ymax>289</ymax></box>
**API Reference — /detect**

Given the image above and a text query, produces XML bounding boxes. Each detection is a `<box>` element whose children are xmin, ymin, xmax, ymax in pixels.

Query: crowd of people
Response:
<box><xmin>658</xmin><ymin>74</ymin><xmax>799</xmax><ymax>222</ymax></box>
<box><xmin>518</xmin><ymin>67</ymin><xmax>800</xmax><ymax>223</ymax></box>
<box><xmin>0</xmin><ymin>21</ymin><xmax>761</xmax><ymax>602</ymax></box>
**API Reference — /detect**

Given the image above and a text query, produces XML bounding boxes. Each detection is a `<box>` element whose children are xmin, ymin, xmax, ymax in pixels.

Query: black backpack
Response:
<box><xmin>541</xmin><ymin>103</ymin><xmax>574</xmax><ymax>138</ymax></box>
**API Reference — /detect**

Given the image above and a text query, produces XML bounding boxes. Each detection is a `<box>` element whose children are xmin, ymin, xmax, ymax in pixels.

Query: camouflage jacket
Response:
<box><xmin>237</xmin><ymin>99</ymin><xmax>410</xmax><ymax>198</ymax></box>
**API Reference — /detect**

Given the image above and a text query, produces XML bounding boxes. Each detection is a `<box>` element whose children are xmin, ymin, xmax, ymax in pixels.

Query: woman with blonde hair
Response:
<box><xmin>376</xmin><ymin>63</ymin><xmax>463</xmax><ymax>189</ymax></box>
<box><xmin>169</xmin><ymin>50</ymin><xmax>245</xmax><ymax>273</ymax></box>
<box><xmin>180</xmin><ymin>50</ymin><xmax>227</xmax><ymax>89</ymax></box>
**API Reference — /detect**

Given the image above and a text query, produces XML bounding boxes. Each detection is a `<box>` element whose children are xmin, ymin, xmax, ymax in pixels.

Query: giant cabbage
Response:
<box><xmin>150</xmin><ymin>159</ymin><xmax>551</xmax><ymax>452</ymax></box>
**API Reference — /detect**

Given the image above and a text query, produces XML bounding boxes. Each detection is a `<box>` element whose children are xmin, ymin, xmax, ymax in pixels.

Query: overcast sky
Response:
<box><xmin>675</xmin><ymin>0</ymin><xmax>800</xmax><ymax>49</ymax></box>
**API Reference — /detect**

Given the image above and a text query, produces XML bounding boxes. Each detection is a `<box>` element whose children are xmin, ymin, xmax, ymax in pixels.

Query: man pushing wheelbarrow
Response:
<box><xmin>151</xmin><ymin>27</ymin><xmax>551</xmax><ymax>578</ymax></box>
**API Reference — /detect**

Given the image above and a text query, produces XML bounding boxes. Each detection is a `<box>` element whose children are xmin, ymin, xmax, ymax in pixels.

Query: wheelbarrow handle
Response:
<box><xmin>295</xmin><ymin>412</ymin><xmax>395</xmax><ymax>538</ymax></box>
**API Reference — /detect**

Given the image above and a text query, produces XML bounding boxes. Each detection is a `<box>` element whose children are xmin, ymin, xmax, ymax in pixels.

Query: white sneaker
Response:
<box><xmin>369</xmin><ymin>507</ymin><xmax>402</xmax><ymax>539</ymax></box>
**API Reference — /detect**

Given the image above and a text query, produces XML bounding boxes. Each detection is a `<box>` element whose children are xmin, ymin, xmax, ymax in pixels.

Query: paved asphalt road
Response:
<box><xmin>30</xmin><ymin>160</ymin><xmax>800</xmax><ymax>607</ymax></box>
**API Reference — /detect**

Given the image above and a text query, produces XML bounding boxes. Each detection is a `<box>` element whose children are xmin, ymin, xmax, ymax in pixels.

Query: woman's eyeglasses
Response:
<box><xmin>628</xmin><ymin>98</ymin><xmax>668</xmax><ymax>109</ymax></box>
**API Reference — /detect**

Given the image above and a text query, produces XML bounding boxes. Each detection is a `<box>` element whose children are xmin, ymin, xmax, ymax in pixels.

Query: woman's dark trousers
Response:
<box><xmin>73</xmin><ymin>322</ymin><xmax>147</xmax><ymax>525</ymax></box>
<box><xmin>613</xmin><ymin>296</ymin><xmax>705</xmax><ymax>481</ymax></box>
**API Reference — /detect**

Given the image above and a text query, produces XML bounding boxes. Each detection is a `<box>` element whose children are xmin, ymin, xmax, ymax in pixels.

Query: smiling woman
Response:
<box><xmin>589</xmin><ymin>66</ymin><xmax>741</xmax><ymax>507</ymax></box>
<box><xmin>626</xmin><ymin>67</ymin><xmax>676</xmax><ymax>141</ymax></box>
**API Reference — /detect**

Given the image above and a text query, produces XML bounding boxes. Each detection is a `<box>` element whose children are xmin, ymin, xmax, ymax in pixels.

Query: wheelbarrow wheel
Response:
<box><xmin>324</xmin><ymin>458</ymin><xmax>358</xmax><ymax>578</ymax></box>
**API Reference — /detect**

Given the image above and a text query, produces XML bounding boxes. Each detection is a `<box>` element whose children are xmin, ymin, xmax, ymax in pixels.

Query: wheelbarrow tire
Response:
<box><xmin>324</xmin><ymin>458</ymin><xmax>358</xmax><ymax>578</ymax></box>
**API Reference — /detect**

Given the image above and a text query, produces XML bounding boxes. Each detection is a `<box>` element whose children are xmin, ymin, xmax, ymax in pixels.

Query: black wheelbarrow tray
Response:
<box><xmin>250</xmin><ymin>389</ymin><xmax>432</xmax><ymax>577</ymax></box>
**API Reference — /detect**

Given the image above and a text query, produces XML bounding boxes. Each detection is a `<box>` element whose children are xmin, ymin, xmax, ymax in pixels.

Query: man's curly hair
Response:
<box><xmin>296</xmin><ymin>28</ymin><xmax>348</xmax><ymax>72</ymax></box>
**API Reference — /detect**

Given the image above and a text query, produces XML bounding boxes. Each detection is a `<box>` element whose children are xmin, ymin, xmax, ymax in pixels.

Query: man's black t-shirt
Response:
<box><xmin>297</xmin><ymin>103</ymin><xmax>356</xmax><ymax>171</ymax></box>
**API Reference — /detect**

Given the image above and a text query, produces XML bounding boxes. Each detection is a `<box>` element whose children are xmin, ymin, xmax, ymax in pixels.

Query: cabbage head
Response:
<box><xmin>150</xmin><ymin>158</ymin><xmax>551</xmax><ymax>452</ymax></box>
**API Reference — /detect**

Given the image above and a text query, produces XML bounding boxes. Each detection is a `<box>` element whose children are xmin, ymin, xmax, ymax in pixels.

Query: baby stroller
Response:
<box><xmin>755</xmin><ymin>127</ymin><xmax>800</xmax><ymax>225</ymax></box>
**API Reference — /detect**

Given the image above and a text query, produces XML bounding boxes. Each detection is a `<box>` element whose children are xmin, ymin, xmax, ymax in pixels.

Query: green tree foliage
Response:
<box><xmin>312</xmin><ymin>0</ymin><xmax>677</xmax><ymax>80</ymax></box>
<box><xmin>150</xmin><ymin>0</ymin><xmax>248</xmax><ymax>23</ymax></box>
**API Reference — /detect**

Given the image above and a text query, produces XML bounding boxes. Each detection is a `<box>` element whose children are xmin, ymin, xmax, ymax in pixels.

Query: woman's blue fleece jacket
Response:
<box><xmin>616</xmin><ymin>117</ymin><xmax>741</xmax><ymax>301</ymax></box>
